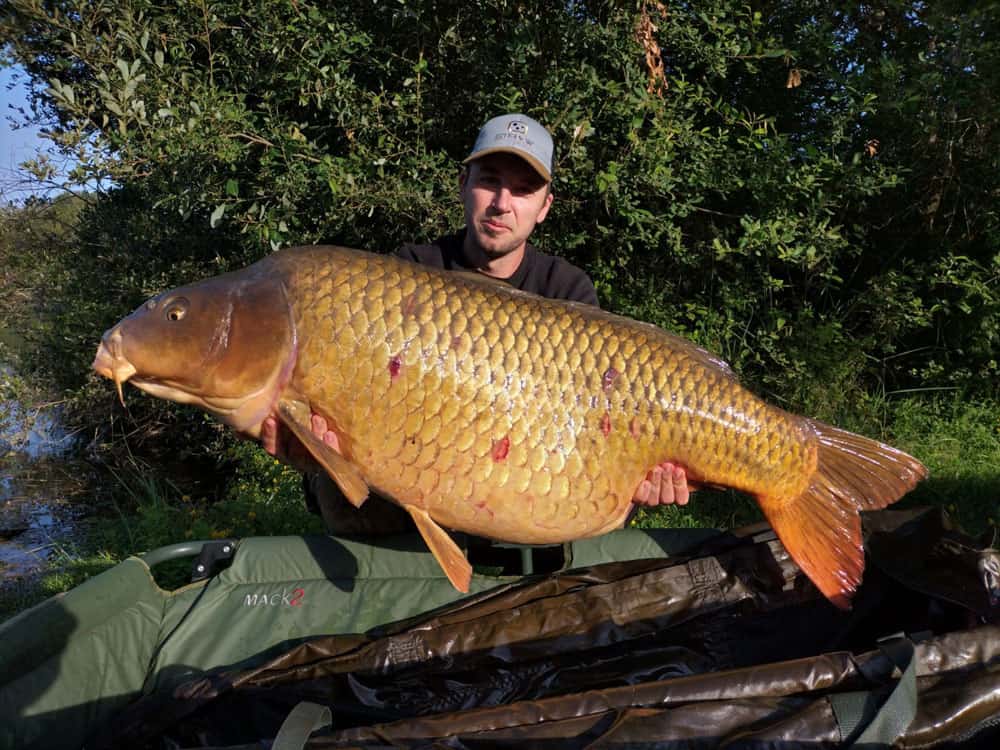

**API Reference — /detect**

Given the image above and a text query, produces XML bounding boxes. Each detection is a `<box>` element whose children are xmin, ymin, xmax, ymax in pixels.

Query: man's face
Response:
<box><xmin>460</xmin><ymin>153</ymin><xmax>553</xmax><ymax>259</ymax></box>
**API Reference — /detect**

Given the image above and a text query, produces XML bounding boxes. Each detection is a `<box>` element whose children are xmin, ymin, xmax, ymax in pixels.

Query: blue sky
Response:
<box><xmin>1</xmin><ymin>63</ymin><xmax>54</xmax><ymax>201</ymax></box>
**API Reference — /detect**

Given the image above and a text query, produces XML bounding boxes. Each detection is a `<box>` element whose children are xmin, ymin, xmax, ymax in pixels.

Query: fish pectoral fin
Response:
<box><xmin>276</xmin><ymin>399</ymin><xmax>369</xmax><ymax>508</ymax></box>
<box><xmin>404</xmin><ymin>506</ymin><xmax>472</xmax><ymax>593</ymax></box>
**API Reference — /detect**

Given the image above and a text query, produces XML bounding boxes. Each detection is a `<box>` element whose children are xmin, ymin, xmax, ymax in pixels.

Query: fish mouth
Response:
<box><xmin>92</xmin><ymin>328</ymin><xmax>137</xmax><ymax>406</ymax></box>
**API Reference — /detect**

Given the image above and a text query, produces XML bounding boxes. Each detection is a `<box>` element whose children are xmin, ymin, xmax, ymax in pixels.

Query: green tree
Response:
<box><xmin>1</xmin><ymin>0</ymin><xmax>996</xmax><ymax>432</ymax></box>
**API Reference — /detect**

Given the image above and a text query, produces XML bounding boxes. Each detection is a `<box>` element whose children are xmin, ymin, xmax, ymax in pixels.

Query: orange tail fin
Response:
<box><xmin>758</xmin><ymin>421</ymin><xmax>928</xmax><ymax>609</ymax></box>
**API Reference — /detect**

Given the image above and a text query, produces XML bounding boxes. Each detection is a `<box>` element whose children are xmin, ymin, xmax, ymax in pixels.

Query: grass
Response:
<box><xmin>2</xmin><ymin>395</ymin><xmax>998</xmax><ymax>625</ymax></box>
<box><xmin>630</xmin><ymin>488</ymin><xmax>763</xmax><ymax>531</ymax></box>
<box><xmin>0</xmin><ymin>441</ymin><xmax>323</xmax><ymax>623</ymax></box>
<box><xmin>886</xmin><ymin>397</ymin><xmax>1000</xmax><ymax>537</ymax></box>
<box><xmin>0</xmin><ymin>547</ymin><xmax>119</xmax><ymax>621</ymax></box>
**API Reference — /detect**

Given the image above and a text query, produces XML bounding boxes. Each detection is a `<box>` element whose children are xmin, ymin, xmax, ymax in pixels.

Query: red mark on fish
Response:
<box><xmin>629</xmin><ymin>417</ymin><xmax>641</xmax><ymax>438</ymax></box>
<box><xmin>601</xmin><ymin>413</ymin><xmax>612</xmax><ymax>437</ymax></box>
<box><xmin>492</xmin><ymin>435</ymin><xmax>510</xmax><ymax>462</ymax></box>
<box><xmin>388</xmin><ymin>355</ymin><xmax>402</xmax><ymax>379</ymax></box>
<box><xmin>602</xmin><ymin>367</ymin><xmax>620</xmax><ymax>393</ymax></box>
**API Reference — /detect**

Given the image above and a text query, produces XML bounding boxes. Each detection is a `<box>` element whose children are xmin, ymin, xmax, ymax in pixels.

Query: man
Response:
<box><xmin>262</xmin><ymin>113</ymin><xmax>691</xmax><ymax>533</ymax></box>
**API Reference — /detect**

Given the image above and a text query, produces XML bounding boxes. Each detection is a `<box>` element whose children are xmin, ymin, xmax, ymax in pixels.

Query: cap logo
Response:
<box><xmin>507</xmin><ymin>120</ymin><xmax>528</xmax><ymax>136</ymax></box>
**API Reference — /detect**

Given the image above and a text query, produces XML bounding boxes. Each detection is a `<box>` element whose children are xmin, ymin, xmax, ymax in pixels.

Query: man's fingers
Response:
<box><xmin>633</xmin><ymin>465</ymin><xmax>663</xmax><ymax>506</ymax></box>
<box><xmin>309</xmin><ymin>412</ymin><xmax>341</xmax><ymax>452</ymax></box>
<box><xmin>261</xmin><ymin>416</ymin><xmax>278</xmax><ymax>456</ymax></box>
<box><xmin>635</xmin><ymin>479</ymin><xmax>653</xmax><ymax>506</ymax></box>
<box><xmin>670</xmin><ymin>464</ymin><xmax>689</xmax><ymax>506</ymax></box>
<box><xmin>648</xmin><ymin>465</ymin><xmax>666</xmax><ymax>505</ymax></box>
<box><xmin>310</xmin><ymin>414</ymin><xmax>328</xmax><ymax>439</ymax></box>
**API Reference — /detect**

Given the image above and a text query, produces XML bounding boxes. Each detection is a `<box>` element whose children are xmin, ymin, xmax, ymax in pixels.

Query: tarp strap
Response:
<box><xmin>830</xmin><ymin>635</ymin><xmax>918</xmax><ymax>748</ymax></box>
<box><xmin>272</xmin><ymin>701</ymin><xmax>332</xmax><ymax>750</ymax></box>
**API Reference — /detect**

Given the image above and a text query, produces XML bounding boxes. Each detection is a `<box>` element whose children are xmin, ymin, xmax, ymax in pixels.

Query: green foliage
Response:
<box><xmin>885</xmin><ymin>397</ymin><xmax>1000</xmax><ymax>537</ymax></box>
<box><xmin>629</xmin><ymin>488</ymin><xmax>763</xmax><ymax>532</ymax></box>
<box><xmin>98</xmin><ymin>443</ymin><xmax>321</xmax><ymax>560</ymax></box>
<box><xmin>0</xmin><ymin>548</ymin><xmax>119</xmax><ymax>625</ymax></box>
<box><xmin>843</xmin><ymin>1</ymin><xmax>1000</xmax><ymax>395</ymax></box>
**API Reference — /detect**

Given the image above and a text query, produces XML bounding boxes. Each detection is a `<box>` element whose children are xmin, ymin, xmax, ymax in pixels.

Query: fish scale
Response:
<box><xmin>93</xmin><ymin>245</ymin><xmax>927</xmax><ymax>607</ymax></box>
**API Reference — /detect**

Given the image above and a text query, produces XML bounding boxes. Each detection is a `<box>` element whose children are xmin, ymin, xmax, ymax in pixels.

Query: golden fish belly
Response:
<box><xmin>284</xmin><ymin>248</ymin><xmax>815</xmax><ymax>543</ymax></box>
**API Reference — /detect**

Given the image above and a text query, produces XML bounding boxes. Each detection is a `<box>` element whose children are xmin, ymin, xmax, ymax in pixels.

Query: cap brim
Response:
<box><xmin>462</xmin><ymin>146</ymin><xmax>551</xmax><ymax>182</ymax></box>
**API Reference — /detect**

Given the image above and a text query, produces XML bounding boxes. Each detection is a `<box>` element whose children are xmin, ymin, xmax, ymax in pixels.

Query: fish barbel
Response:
<box><xmin>92</xmin><ymin>246</ymin><xmax>927</xmax><ymax>607</ymax></box>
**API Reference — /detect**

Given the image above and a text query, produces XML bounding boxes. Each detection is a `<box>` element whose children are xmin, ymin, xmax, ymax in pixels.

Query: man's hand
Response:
<box><xmin>632</xmin><ymin>462</ymin><xmax>692</xmax><ymax>507</ymax></box>
<box><xmin>260</xmin><ymin>414</ymin><xmax>341</xmax><ymax>474</ymax></box>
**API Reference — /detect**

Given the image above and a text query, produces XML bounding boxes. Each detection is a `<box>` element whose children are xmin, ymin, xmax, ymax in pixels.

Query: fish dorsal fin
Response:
<box><xmin>405</xmin><ymin>506</ymin><xmax>472</xmax><ymax>592</ymax></box>
<box><xmin>277</xmin><ymin>399</ymin><xmax>369</xmax><ymax>507</ymax></box>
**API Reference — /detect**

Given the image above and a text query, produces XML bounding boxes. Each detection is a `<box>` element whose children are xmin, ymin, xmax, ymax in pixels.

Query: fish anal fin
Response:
<box><xmin>277</xmin><ymin>399</ymin><xmax>369</xmax><ymax>508</ymax></box>
<box><xmin>405</xmin><ymin>506</ymin><xmax>472</xmax><ymax>593</ymax></box>
<box><xmin>758</xmin><ymin>419</ymin><xmax>928</xmax><ymax>609</ymax></box>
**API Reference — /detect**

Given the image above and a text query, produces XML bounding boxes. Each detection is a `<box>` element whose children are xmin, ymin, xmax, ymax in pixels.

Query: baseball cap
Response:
<box><xmin>463</xmin><ymin>113</ymin><xmax>554</xmax><ymax>182</ymax></box>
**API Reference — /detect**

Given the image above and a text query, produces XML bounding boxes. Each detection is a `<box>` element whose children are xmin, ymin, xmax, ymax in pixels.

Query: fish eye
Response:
<box><xmin>164</xmin><ymin>297</ymin><xmax>189</xmax><ymax>322</ymax></box>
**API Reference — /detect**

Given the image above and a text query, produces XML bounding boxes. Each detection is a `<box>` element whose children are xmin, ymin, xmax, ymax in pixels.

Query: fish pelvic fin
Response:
<box><xmin>758</xmin><ymin>420</ymin><xmax>928</xmax><ymax>610</ymax></box>
<box><xmin>405</xmin><ymin>506</ymin><xmax>472</xmax><ymax>593</ymax></box>
<box><xmin>277</xmin><ymin>399</ymin><xmax>369</xmax><ymax>507</ymax></box>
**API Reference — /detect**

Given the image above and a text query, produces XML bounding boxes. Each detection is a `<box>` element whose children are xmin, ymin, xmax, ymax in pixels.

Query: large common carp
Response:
<box><xmin>93</xmin><ymin>246</ymin><xmax>927</xmax><ymax>607</ymax></box>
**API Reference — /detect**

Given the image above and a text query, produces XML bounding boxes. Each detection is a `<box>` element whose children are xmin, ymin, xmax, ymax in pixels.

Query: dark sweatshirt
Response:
<box><xmin>397</xmin><ymin>229</ymin><xmax>599</xmax><ymax>306</ymax></box>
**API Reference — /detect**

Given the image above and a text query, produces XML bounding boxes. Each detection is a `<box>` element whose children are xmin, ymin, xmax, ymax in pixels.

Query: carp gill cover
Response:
<box><xmin>92</xmin><ymin>246</ymin><xmax>927</xmax><ymax>607</ymax></box>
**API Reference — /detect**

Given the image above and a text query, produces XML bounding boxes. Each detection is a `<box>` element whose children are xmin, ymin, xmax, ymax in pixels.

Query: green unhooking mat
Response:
<box><xmin>0</xmin><ymin>523</ymin><xmax>716</xmax><ymax>749</ymax></box>
<box><xmin>3</xmin><ymin>508</ymin><xmax>999</xmax><ymax>748</ymax></box>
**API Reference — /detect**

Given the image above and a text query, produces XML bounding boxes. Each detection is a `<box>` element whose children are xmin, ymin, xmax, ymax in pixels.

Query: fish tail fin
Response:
<box><xmin>758</xmin><ymin>421</ymin><xmax>928</xmax><ymax>609</ymax></box>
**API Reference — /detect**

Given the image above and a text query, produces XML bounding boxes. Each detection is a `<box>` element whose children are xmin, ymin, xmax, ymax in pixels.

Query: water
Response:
<box><xmin>1</xmin><ymin>353</ymin><xmax>93</xmax><ymax>581</ymax></box>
